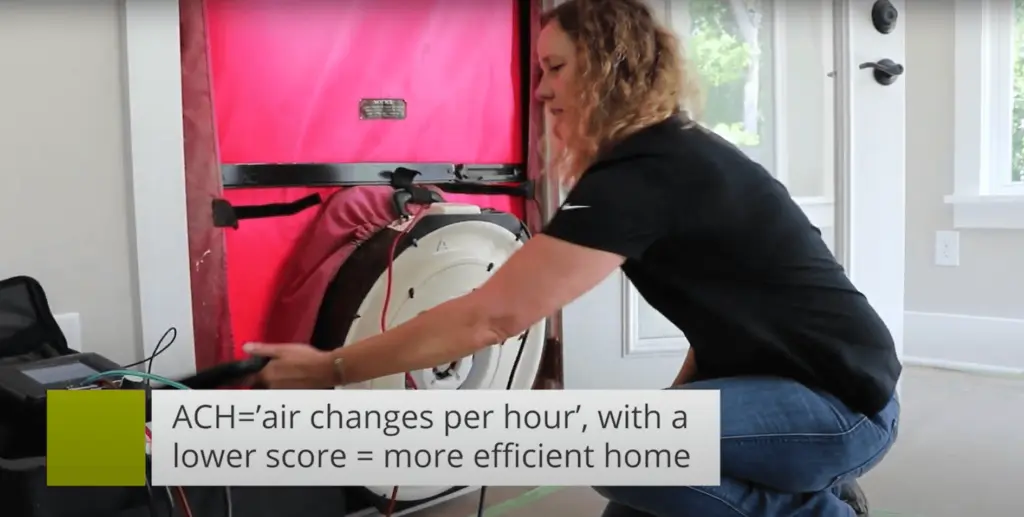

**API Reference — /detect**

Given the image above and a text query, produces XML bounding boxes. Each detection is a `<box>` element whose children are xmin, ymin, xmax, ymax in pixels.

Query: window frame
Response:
<box><xmin>948</xmin><ymin>0</ymin><xmax>1024</xmax><ymax>229</ymax></box>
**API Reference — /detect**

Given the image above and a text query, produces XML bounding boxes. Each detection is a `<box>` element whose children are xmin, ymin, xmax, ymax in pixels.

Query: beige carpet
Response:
<box><xmin>409</xmin><ymin>366</ymin><xmax>1024</xmax><ymax>517</ymax></box>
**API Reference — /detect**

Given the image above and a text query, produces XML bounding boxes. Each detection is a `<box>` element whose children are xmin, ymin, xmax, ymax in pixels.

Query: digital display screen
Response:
<box><xmin>21</xmin><ymin>363</ymin><xmax>99</xmax><ymax>385</ymax></box>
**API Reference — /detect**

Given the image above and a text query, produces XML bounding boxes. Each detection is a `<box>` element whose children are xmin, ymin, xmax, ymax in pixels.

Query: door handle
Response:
<box><xmin>859</xmin><ymin>59</ymin><xmax>904</xmax><ymax>85</ymax></box>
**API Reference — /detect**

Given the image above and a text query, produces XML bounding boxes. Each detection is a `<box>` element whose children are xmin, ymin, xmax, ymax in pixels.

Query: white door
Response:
<box><xmin>559</xmin><ymin>0</ymin><xmax>906</xmax><ymax>389</ymax></box>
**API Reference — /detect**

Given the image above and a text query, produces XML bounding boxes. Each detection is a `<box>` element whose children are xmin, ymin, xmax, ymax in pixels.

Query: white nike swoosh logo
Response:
<box><xmin>562</xmin><ymin>204</ymin><xmax>589</xmax><ymax>210</ymax></box>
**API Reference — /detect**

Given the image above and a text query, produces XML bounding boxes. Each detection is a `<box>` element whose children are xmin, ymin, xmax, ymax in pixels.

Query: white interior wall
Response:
<box><xmin>902</xmin><ymin>0</ymin><xmax>1024</xmax><ymax>373</ymax></box>
<box><xmin>0</xmin><ymin>0</ymin><xmax>142</xmax><ymax>364</ymax></box>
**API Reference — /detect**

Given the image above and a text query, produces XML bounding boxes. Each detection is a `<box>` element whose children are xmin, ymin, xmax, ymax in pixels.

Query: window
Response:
<box><xmin>681</xmin><ymin>0</ymin><xmax>777</xmax><ymax>169</ymax></box>
<box><xmin>949</xmin><ymin>0</ymin><xmax>1024</xmax><ymax>229</ymax></box>
<box><xmin>1011</xmin><ymin>0</ymin><xmax>1024</xmax><ymax>183</ymax></box>
<box><xmin>652</xmin><ymin>0</ymin><xmax>778</xmax><ymax>172</ymax></box>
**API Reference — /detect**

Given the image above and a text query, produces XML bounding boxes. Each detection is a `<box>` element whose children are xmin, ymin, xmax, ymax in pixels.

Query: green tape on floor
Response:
<box><xmin>467</xmin><ymin>486</ymin><xmax>565</xmax><ymax>517</ymax></box>
<box><xmin>470</xmin><ymin>486</ymin><xmax>914</xmax><ymax>517</ymax></box>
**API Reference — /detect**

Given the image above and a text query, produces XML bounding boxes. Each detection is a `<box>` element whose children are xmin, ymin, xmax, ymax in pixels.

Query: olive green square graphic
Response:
<box><xmin>47</xmin><ymin>389</ymin><xmax>146</xmax><ymax>486</ymax></box>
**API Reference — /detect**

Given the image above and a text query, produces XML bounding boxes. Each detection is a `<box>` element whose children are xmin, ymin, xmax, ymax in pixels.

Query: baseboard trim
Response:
<box><xmin>902</xmin><ymin>356</ymin><xmax>1024</xmax><ymax>377</ymax></box>
<box><xmin>904</xmin><ymin>310</ymin><xmax>1024</xmax><ymax>372</ymax></box>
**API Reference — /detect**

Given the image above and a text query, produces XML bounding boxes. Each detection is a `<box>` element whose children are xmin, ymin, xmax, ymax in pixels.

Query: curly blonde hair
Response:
<box><xmin>540</xmin><ymin>0</ymin><xmax>701</xmax><ymax>183</ymax></box>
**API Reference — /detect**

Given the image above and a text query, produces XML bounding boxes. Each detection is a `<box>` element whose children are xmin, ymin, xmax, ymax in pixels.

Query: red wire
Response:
<box><xmin>176</xmin><ymin>486</ymin><xmax>194</xmax><ymax>517</ymax></box>
<box><xmin>381</xmin><ymin>221</ymin><xmax>420</xmax><ymax>392</ymax></box>
<box><xmin>383</xmin><ymin>215</ymin><xmax>423</xmax><ymax>517</ymax></box>
<box><xmin>380</xmin><ymin>229</ymin><xmax>400</xmax><ymax>333</ymax></box>
<box><xmin>146</xmin><ymin>423</ymin><xmax>194</xmax><ymax>517</ymax></box>
<box><xmin>386</xmin><ymin>486</ymin><xmax>401</xmax><ymax>517</ymax></box>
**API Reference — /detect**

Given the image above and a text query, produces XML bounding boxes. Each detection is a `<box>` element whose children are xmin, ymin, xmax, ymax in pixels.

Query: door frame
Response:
<box><xmin>555</xmin><ymin>0</ymin><xmax>906</xmax><ymax>385</ymax></box>
<box><xmin>121</xmin><ymin>0</ymin><xmax>905</xmax><ymax>378</ymax></box>
<box><xmin>120</xmin><ymin>0</ymin><xmax>550</xmax><ymax>377</ymax></box>
<box><xmin>122</xmin><ymin>0</ymin><xmax>196</xmax><ymax>377</ymax></box>
<box><xmin>834</xmin><ymin>0</ymin><xmax>906</xmax><ymax>362</ymax></box>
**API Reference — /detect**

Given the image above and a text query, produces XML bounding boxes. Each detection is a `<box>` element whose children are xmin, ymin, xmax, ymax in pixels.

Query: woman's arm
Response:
<box><xmin>671</xmin><ymin>347</ymin><xmax>698</xmax><ymax>386</ymax></box>
<box><xmin>327</xmin><ymin>234</ymin><xmax>626</xmax><ymax>386</ymax></box>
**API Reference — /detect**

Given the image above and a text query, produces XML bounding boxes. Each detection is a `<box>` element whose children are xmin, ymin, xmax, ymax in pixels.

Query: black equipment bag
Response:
<box><xmin>0</xmin><ymin>275</ymin><xmax>350</xmax><ymax>517</ymax></box>
<box><xmin>0</xmin><ymin>275</ymin><xmax>70</xmax><ymax>361</ymax></box>
<box><xmin>0</xmin><ymin>275</ymin><xmax>129</xmax><ymax>517</ymax></box>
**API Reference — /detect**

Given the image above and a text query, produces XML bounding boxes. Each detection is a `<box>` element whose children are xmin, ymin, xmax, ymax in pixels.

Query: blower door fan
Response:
<box><xmin>310</xmin><ymin>203</ymin><xmax>546</xmax><ymax>508</ymax></box>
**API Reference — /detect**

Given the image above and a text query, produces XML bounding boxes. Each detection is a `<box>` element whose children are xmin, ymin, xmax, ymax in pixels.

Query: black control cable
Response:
<box><xmin>120</xmin><ymin>326</ymin><xmax>177</xmax><ymax>373</ymax></box>
<box><xmin>120</xmin><ymin>327</ymin><xmax>234</xmax><ymax>517</ymax></box>
<box><xmin>126</xmin><ymin>327</ymin><xmax>178</xmax><ymax>516</ymax></box>
<box><xmin>472</xmin><ymin>329</ymin><xmax>532</xmax><ymax>517</ymax></box>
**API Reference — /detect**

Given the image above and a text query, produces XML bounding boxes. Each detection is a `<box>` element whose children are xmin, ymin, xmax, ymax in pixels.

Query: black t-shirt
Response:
<box><xmin>543</xmin><ymin>116</ymin><xmax>902</xmax><ymax>416</ymax></box>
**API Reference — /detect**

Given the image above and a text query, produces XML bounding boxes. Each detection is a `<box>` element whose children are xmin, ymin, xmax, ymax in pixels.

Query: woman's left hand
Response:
<box><xmin>243</xmin><ymin>342</ymin><xmax>338</xmax><ymax>389</ymax></box>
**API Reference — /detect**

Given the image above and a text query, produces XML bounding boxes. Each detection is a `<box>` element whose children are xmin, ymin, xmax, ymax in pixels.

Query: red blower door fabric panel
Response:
<box><xmin>205</xmin><ymin>0</ymin><xmax>523</xmax><ymax>165</ymax></box>
<box><xmin>180</xmin><ymin>0</ymin><xmax>233</xmax><ymax>368</ymax></box>
<box><xmin>202</xmin><ymin>0</ymin><xmax>527</xmax><ymax>357</ymax></box>
<box><xmin>220</xmin><ymin>187</ymin><xmax>338</xmax><ymax>353</ymax></box>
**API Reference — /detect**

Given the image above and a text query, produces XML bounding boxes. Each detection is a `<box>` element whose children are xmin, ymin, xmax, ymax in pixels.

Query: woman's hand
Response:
<box><xmin>243</xmin><ymin>342</ymin><xmax>338</xmax><ymax>389</ymax></box>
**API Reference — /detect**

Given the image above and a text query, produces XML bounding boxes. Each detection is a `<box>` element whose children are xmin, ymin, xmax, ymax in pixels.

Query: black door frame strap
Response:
<box><xmin>389</xmin><ymin>165</ymin><xmax>534</xmax><ymax>197</ymax></box>
<box><xmin>435</xmin><ymin>181</ymin><xmax>533</xmax><ymax>198</ymax></box>
<box><xmin>210</xmin><ymin>164</ymin><xmax>534</xmax><ymax>228</ymax></box>
<box><xmin>220</xmin><ymin>162</ymin><xmax>524</xmax><ymax>188</ymax></box>
<box><xmin>211</xmin><ymin>193</ymin><xmax>323</xmax><ymax>229</ymax></box>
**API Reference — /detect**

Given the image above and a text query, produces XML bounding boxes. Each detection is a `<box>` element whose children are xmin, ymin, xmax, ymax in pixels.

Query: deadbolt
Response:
<box><xmin>872</xmin><ymin>0</ymin><xmax>898</xmax><ymax>34</ymax></box>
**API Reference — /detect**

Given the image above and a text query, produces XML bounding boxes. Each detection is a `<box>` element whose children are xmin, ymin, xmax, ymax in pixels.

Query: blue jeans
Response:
<box><xmin>594</xmin><ymin>376</ymin><xmax>900</xmax><ymax>517</ymax></box>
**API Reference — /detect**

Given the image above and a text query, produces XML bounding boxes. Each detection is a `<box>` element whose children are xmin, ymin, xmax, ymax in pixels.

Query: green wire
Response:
<box><xmin>464</xmin><ymin>486</ymin><xmax>565</xmax><ymax>517</ymax></box>
<box><xmin>79</xmin><ymin>369</ymin><xmax>191</xmax><ymax>390</ymax></box>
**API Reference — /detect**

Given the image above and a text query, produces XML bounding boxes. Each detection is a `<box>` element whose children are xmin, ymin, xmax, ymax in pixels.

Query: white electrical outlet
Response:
<box><xmin>54</xmin><ymin>312</ymin><xmax>83</xmax><ymax>351</ymax></box>
<box><xmin>935</xmin><ymin>231</ymin><xmax>960</xmax><ymax>267</ymax></box>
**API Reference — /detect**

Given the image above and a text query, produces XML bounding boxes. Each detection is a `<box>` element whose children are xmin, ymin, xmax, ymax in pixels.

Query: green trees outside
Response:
<box><xmin>1012</xmin><ymin>0</ymin><xmax>1024</xmax><ymax>181</ymax></box>
<box><xmin>690</xmin><ymin>0</ymin><xmax>1023</xmax><ymax>183</ymax></box>
<box><xmin>686</xmin><ymin>0</ymin><xmax>765</xmax><ymax>148</ymax></box>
